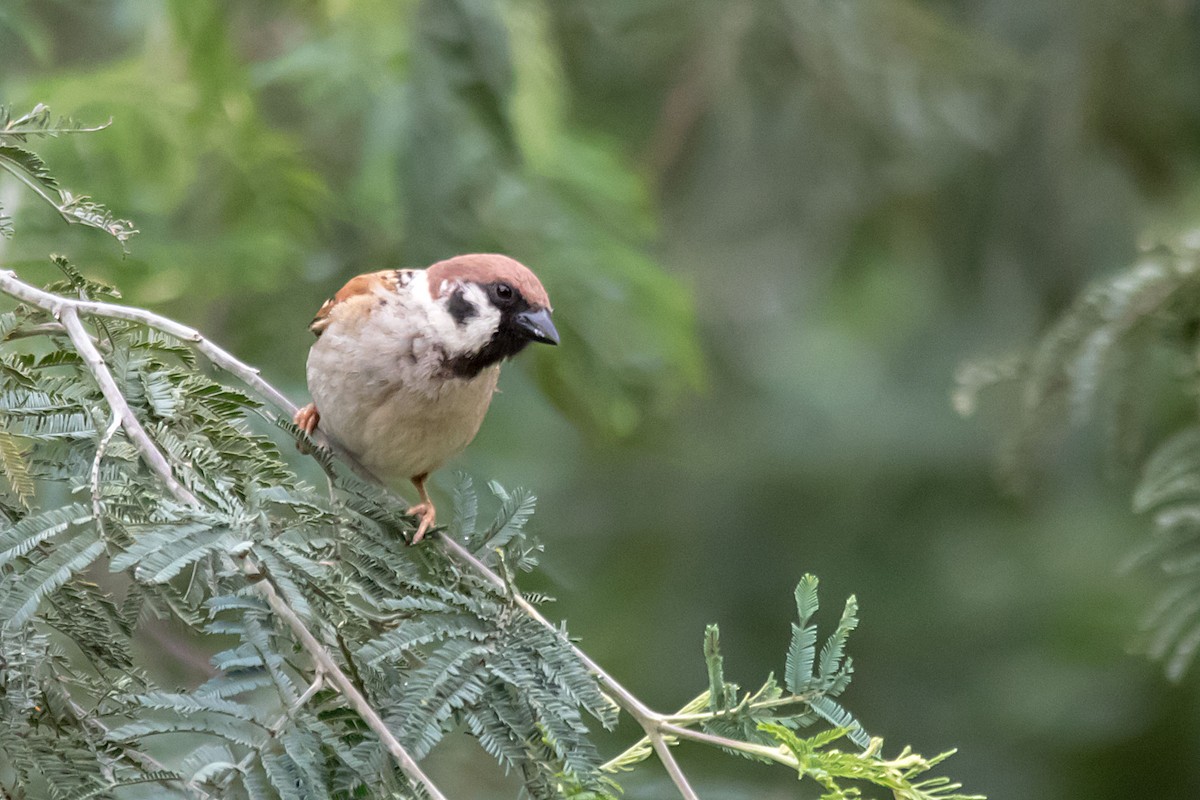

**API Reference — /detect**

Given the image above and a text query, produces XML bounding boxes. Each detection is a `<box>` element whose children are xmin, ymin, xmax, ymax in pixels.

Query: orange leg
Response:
<box><xmin>407</xmin><ymin>473</ymin><xmax>437</xmax><ymax>544</ymax></box>
<box><xmin>294</xmin><ymin>403</ymin><xmax>320</xmax><ymax>435</ymax></box>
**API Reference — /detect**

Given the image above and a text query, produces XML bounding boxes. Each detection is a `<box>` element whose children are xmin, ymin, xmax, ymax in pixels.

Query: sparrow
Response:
<box><xmin>294</xmin><ymin>253</ymin><xmax>559</xmax><ymax>542</ymax></box>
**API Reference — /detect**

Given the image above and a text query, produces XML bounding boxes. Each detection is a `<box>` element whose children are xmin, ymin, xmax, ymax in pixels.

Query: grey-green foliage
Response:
<box><xmin>0</xmin><ymin>273</ymin><xmax>617</xmax><ymax>798</ymax></box>
<box><xmin>0</xmin><ymin>101</ymin><xmax>980</xmax><ymax>800</ymax></box>
<box><xmin>0</xmin><ymin>268</ymin><xmax>981</xmax><ymax>799</ymax></box>
<box><xmin>959</xmin><ymin>232</ymin><xmax>1200</xmax><ymax>678</ymax></box>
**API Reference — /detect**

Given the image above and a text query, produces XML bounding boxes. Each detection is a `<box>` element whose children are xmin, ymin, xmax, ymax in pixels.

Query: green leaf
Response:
<box><xmin>110</xmin><ymin>518</ymin><xmax>235</xmax><ymax>584</ymax></box>
<box><xmin>809</xmin><ymin>695</ymin><xmax>870</xmax><ymax>749</ymax></box>
<box><xmin>818</xmin><ymin>595</ymin><xmax>859</xmax><ymax>687</ymax></box>
<box><xmin>360</xmin><ymin>613</ymin><xmax>489</xmax><ymax>665</ymax></box>
<box><xmin>1134</xmin><ymin>427</ymin><xmax>1200</xmax><ymax>513</ymax></box>
<box><xmin>134</xmin><ymin>691</ymin><xmax>261</xmax><ymax>722</ymax></box>
<box><xmin>395</xmin><ymin>638</ymin><xmax>492</xmax><ymax>757</ymax></box>
<box><xmin>704</xmin><ymin>624</ymin><xmax>727</xmax><ymax>712</ymax></box>
<box><xmin>0</xmin><ymin>104</ymin><xmax>111</xmax><ymax>141</ymax></box>
<box><xmin>0</xmin><ymin>531</ymin><xmax>104</xmax><ymax>629</ymax></box>
<box><xmin>796</xmin><ymin>574</ymin><xmax>820</xmax><ymax>624</ymax></box>
<box><xmin>452</xmin><ymin>471</ymin><xmax>479</xmax><ymax>539</ymax></box>
<box><xmin>0</xmin><ymin>143</ymin><xmax>57</xmax><ymax>190</ymax></box>
<box><xmin>107</xmin><ymin>713</ymin><xmax>266</xmax><ymax>749</ymax></box>
<box><xmin>0</xmin><ymin>420</ymin><xmax>34</xmax><ymax>509</ymax></box>
<box><xmin>0</xmin><ymin>502</ymin><xmax>90</xmax><ymax>568</ymax></box>
<box><xmin>786</xmin><ymin>621</ymin><xmax>818</xmax><ymax>696</ymax></box>
<box><xmin>760</xmin><ymin>721</ymin><xmax>984</xmax><ymax>800</ymax></box>
<box><xmin>476</xmin><ymin>480</ymin><xmax>536</xmax><ymax>553</ymax></box>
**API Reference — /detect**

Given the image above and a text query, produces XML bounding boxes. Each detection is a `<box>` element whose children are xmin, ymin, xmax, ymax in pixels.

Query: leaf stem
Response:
<box><xmin>90</xmin><ymin>413</ymin><xmax>121</xmax><ymax>529</ymax></box>
<box><xmin>661</xmin><ymin>693</ymin><xmax>816</xmax><ymax>724</ymax></box>
<box><xmin>659</xmin><ymin>722</ymin><xmax>793</xmax><ymax>766</ymax></box>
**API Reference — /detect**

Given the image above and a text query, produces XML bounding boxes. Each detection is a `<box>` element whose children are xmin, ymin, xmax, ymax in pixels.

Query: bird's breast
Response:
<box><xmin>306</xmin><ymin>323</ymin><xmax>500</xmax><ymax>485</ymax></box>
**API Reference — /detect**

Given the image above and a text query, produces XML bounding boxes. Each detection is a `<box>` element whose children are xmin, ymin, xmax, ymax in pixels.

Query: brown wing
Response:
<box><xmin>309</xmin><ymin>270</ymin><xmax>412</xmax><ymax>336</ymax></box>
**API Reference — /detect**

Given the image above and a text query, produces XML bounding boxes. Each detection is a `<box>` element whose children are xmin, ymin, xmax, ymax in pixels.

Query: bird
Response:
<box><xmin>294</xmin><ymin>253</ymin><xmax>559</xmax><ymax>542</ymax></box>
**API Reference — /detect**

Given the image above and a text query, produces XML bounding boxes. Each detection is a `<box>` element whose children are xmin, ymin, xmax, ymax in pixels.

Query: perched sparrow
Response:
<box><xmin>294</xmin><ymin>254</ymin><xmax>558</xmax><ymax>542</ymax></box>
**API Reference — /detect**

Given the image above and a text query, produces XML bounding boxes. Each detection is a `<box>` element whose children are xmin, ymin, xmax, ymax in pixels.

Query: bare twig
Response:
<box><xmin>0</xmin><ymin>273</ymin><xmax>298</xmax><ymax>430</ymax></box>
<box><xmin>223</xmin><ymin>674</ymin><xmax>327</xmax><ymax>789</ymax></box>
<box><xmin>245</xmin><ymin>565</ymin><xmax>447</xmax><ymax>800</ymax></box>
<box><xmin>59</xmin><ymin>305</ymin><xmax>200</xmax><ymax>506</ymax></box>
<box><xmin>660</xmin><ymin>722</ymin><xmax>791</xmax><ymax>766</ymax></box>
<box><xmin>90</xmin><ymin>413</ymin><xmax>121</xmax><ymax>527</ymax></box>
<box><xmin>272</xmin><ymin>673</ymin><xmax>325</xmax><ymax>733</ymax></box>
<box><xmin>3</xmin><ymin>321</ymin><xmax>68</xmax><ymax>339</ymax></box>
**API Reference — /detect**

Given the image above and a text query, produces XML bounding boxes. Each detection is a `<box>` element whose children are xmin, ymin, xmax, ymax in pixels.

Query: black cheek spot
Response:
<box><xmin>447</xmin><ymin>289</ymin><xmax>477</xmax><ymax>326</ymax></box>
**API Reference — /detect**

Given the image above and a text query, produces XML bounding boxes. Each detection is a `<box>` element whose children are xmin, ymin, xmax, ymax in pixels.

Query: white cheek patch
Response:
<box><xmin>436</xmin><ymin>282</ymin><xmax>501</xmax><ymax>356</ymax></box>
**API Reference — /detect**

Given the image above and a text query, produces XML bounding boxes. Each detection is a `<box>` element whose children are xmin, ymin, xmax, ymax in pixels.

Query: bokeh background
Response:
<box><xmin>4</xmin><ymin>1</ymin><xmax>1200</xmax><ymax>797</ymax></box>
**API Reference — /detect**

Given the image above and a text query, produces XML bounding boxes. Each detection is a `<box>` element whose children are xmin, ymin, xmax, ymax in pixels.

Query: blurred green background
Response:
<box><xmin>4</xmin><ymin>1</ymin><xmax>1200</xmax><ymax>797</ymax></box>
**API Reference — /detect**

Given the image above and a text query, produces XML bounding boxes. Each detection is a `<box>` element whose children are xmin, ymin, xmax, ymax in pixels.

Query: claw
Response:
<box><xmin>294</xmin><ymin>403</ymin><xmax>320</xmax><ymax>436</ymax></box>
<box><xmin>408</xmin><ymin>501</ymin><xmax>437</xmax><ymax>544</ymax></box>
<box><xmin>408</xmin><ymin>472</ymin><xmax>436</xmax><ymax>544</ymax></box>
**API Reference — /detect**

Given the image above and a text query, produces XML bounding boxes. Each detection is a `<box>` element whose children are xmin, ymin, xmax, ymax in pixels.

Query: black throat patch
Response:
<box><xmin>443</xmin><ymin>301</ymin><xmax>536</xmax><ymax>379</ymax></box>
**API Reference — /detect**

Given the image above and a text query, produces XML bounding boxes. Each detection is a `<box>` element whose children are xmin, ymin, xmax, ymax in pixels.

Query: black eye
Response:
<box><xmin>492</xmin><ymin>282</ymin><xmax>515</xmax><ymax>304</ymax></box>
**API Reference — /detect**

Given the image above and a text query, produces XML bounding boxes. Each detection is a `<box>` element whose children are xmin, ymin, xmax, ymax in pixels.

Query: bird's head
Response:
<box><xmin>426</xmin><ymin>254</ymin><xmax>559</xmax><ymax>378</ymax></box>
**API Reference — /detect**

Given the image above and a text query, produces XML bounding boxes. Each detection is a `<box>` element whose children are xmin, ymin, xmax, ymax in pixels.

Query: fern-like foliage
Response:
<box><xmin>760</xmin><ymin>724</ymin><xmax>982</xmax><ymax>800</ymax></box>
<box><xmin>0</xmin><ymin>261</ymin><xmax>619</xmax><ymax>799</ymax></box>
<box><xmin>958</xmin><ymin>231</ymin><xmax>1200</xmax><ymax>678</ymax></box>
<box><xmin>601</xmin><ymin>575</ymin><xmax>979</xmax><ymax>799</ymax></box>
<box><xmin>0</xmin><ymin>101</ymin><xmax>981</xmax><ymax>800</ymax></box>
<box><xmin>699</xmin><ymin>574</ymin><xmax>868</xmax><ymax>751</ymax></box>
<box><xmin>0</xmin><ymin>104</ymin><xmax>138</xmax><ymax>249</ymax></box>
<box><xmin>1125</xmin><ymin>426</ymin><xmax>1200</xmax><ymax>680</ymax></box>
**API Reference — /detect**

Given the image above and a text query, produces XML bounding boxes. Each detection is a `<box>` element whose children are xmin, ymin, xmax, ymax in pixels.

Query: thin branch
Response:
<box><xmin>59</xmin><ymin>305</ymin><xmax>200</xmax><ymax>506</ymax></box>
<box><xmin>273</xmin><ymin>673</ymin><xmax>326</xmax><ymax>733</ymax></box>
<box><xmin>243</xmin><ymin>561</ymin><xmax>447</xmax><ymax>800</ymax></box>
<box><xmin>223</xmin><ymin>674</ymin><xmax>325</xmax><ymax>794</ymax></box>
<box><xmin>0</xmin><ymin>272</ymin><xmax>300</xmax><ymax>429</ymax></box>
<box><xmin>659</xmin><ymin>722</ymin><xmax>793</xmax><ymax>767</ymax></box>
<box><xmin>648</xmin><ymin>732</ymin><xmax>700</xmax><ymax>800</ymax></box>
<box><xmin>3</xmin><ymin>321</ymin><xmax>68</xmax><ymax>339</ymax></box>
<box><xmin>225</xmin><ymin>674</ymin><xmax>325</xmax><ymax>787</ymax></box>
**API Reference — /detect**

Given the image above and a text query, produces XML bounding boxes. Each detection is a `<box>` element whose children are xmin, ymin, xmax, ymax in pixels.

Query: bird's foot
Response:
<box><xmin>294</xmin><ymin>403</ymin><xmax>320</xmax><ymax>435</ymax></box>
<box><xmin>407</xmin><ymin>501</ymin><xmax>437</xmax><ymax>544</ymax></box>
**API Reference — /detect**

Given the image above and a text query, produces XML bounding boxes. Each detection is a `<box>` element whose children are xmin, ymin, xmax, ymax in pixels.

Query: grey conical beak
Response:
<box><xmin>514</xmin><ymin>307</ymin><xmax>559</xmax><ymax>345</ymax></box>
